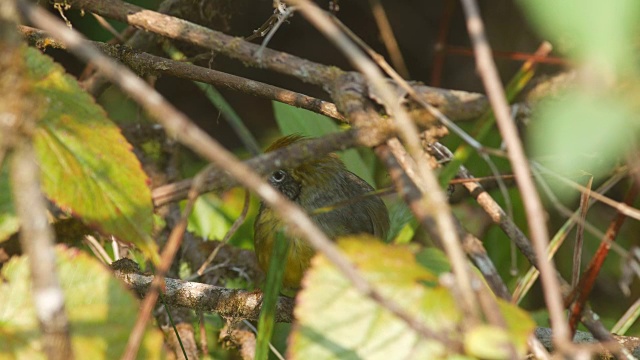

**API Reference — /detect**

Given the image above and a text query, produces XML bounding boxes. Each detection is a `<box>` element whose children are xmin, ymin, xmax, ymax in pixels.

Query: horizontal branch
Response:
<box><xmin>60</xmin><ymin>0</ymin><xmax>488</xmax><ymax>122</ymax></box>
<box><xmin>20</xmin><ymin>26</ymin><xmax>345</xmax><ymax>121</ymax></box>
<box><xmin>64</xmin><ymin>0</ymin><xmax>342</xmax><ymax>86</ymax></box>
<box><xmin>151</xmin><ymin>130</ymin><xmax>390</xmax><ymax>206</ymax></box>
<box><xmin>112</xmin><ymin>257</ymin><xmax>640</xmax><ymax>357</ymax></box>
<box><xmin>111</xmin><ymin>258</ymin><xmax>294</xmax><ymax>323</ymax></box>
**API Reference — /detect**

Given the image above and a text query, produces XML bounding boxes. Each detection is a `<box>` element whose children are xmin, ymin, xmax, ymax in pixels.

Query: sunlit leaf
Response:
<box><xmin>464</xmin><ymin>325</ymin><xmax>512</xmax><ymax>360</ymax></box>
<box><xmin>187</xmin><ymin>194</ymin><xmax>233</xmax><ymax>241</ymax></box>
<box><xmin>24</xmin><ymin>47</ymin><xmax>157</xmax><ymax>260</ymax></box>
<box><xmin>290</xmin><ymin>236</ymin><xmax>535</xmax><ymax>359</ymax></box>
<box><xmin>0</xmin><ymin>246</ymin><xmax>163</xmax><ymax>359</ymax></box>
<box><xmin>186</xmin><ymin>188</ymin><xmax>257</xmax><ymax>249</ymax></box>
<box><xmin>464</xmin><ymin>303</ymin><xmax>535</xmax><ymax>359</ymax></box>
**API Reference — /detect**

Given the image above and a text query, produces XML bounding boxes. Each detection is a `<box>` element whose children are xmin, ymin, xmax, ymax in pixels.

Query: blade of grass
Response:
<box><xmin>161</xmin><ymin>295</ymin><xmax>188</xmax><ymax>360</ymax></box>
<box><xmin>612</xmin><ymin>298</ymin><xmax>640</xmax><ymax>335</ymax></box>
<box><xmin>199</xmin><ymin>84</ymin><xmax>261</xmax><ymax>156</ymax></box>
<box><xmin>162</xmin><ymin>42</ymin><xmax>261</xmax><ymax>156</ymax></box>
<box><xmin>255</xmin><ymin>231</ymin><xmax>289</xmax><ymax>360</ymax></box>
<box><xmin>572</xmin><ymin>176</ymin><xmax>593</xmax><ymax>288</ymax></box>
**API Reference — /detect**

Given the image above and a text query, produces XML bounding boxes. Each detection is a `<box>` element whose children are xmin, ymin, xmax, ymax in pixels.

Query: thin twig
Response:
<box><xmin>459</xmin><ymin>0</ymin><xmax>570</xmax><ymax>347</ymax></box>
<box><xmin>448</xmin><ymin>174</ymin><xmax>516</xmax><ymax>184</ymax></box>
<box><xmin>367</xmin><ymin>0</ymin><xmax>410</xmax><ymax>78</ymax></box>
<box><xmin>255</xmin><ymin>4</ymin><xmax>294</xmax><ymax>59</ymax></box>
<box><xmin>443</xmin><ymin>45</ymin><xmax>568</xmax><ymax>66</ymax></box>
<box><xmin>84</xmin><ymin>235</ymin><xmax>113</xmax><ymax>265</ymax></box>
<box><xmin>11</xmin><ymin>143</ymin><xmax>74</xmax><ymax>360</ymax></box>
<box><xmin>431</xmin><ymin>142</ymin><xmax>539</xmax><ymax>270</ymax></box>
<box><xmin>566</xmin><ymin>183</ymin><xmax>640</xmax><ymax>335</ymax></box>
<box><xmin>572</xmin><ymin>177</ymin><xmax>592</xmax><ymax>288</ymax></box>
<box><xmin>90</xmin><ymin>13</ymin><xmax>124</xmax><ymax>42</ymax></box>
<box><xmin>535</xmin><ymin>163</ymin><xmax>640</xmax><ymax>222</ymax></box>
<box><xmin>431</xmin><ymin>0</ymin><xmax>456</xmax><ymax>86</ymax></box>
<box><xmin>378</xmin><ymin>142</ymin><xmax>511</xmax><ymax>300</ymax></box>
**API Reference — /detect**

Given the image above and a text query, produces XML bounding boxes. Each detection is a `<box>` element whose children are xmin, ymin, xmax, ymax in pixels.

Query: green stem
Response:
<box><xmin>255</xmin><ymin>231</ymin><xmax>290</xmax><ymax>360</ymax></box>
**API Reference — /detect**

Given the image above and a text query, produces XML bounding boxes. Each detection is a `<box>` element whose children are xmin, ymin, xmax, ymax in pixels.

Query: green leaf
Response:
<box><xmin>0</xmin><ymin>246</ymin><xmax>164</xmax><ymax>359</ymax></box>
<box><xmin>387</xmin><ymin>200</ymin><xmax>417</xmax><ymax>244</ymax></box>
<box><xmin>273</xmin><ymin>101</ymin><xmax>375</xmax><ymax>186</ymax></box>
<box><xmin>0</xmin><ymin>164</ymin><xmax>18</xmax><ymax>243</ymax></box>
<box><xmin>290</xmin><ymin>237</ymin><xmax>451</xmax><ymax>359</ymax></box>
<box><xmin>464</xmin><ymin>325</ymin><xmax>512</xmax><ymax>360</ymax></box>
<box><xmin>530</xmin><ymin>92</ymin><xmax>634</xmax><ymax>198</ymax></box>
<box><xmin>464</xmin><ymin>302</ymin><xmax>538</xmax><ymax>359</ymax></box>
<box><xmin>187</xmin><ymin>194</ymin><xmax>233</xmax><ymax>241</ymax></box>
<box><xmin>518</xmin><ymin>0</ymin><xmax>640</xmax><ymax>72</ymax></box>
<box><xmin>256</xmin><ymin>231</ymin><xmax>289</xmax><ymax>360</ymax></box>
<box><xmin>416</xmin><ymin>247</ymin><xmax>451</xmax><ymax>276</ymax></box>
<box><xmin>24</xmin><ymin>47</ymin><xmax>158</xmax><ymax>261</ymax></box>
<box><xmin>290</xmin><ymin>237</ymin><xmax>534</xmax><ymax>359</ymax></box>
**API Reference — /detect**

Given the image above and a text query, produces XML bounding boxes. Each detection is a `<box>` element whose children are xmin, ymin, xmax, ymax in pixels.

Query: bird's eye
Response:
<box><xmin>270</xmin><ymin>170</ymin><xmax>287</xmax><ymax>183</ymax></box>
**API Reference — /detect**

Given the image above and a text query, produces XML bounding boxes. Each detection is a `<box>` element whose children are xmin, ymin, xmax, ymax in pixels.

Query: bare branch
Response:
<box><xmin>20</xmin><ymin>26</ymin><xmax>345</xmax><ymax>122</ymax></box>
<box><xmin>111</xmin><ymin>258</ymin><xmax>295</xmax><ymax>323</ymax></box>
<box><xmin>151</xmin><ymin>130</ymin><xmax>389</xmax><ymax>207</ymax></box>
<box><xmin>113</xmin><ymin>258</ymin><xmax>640</xmax><ymax>358</ymax></box>
<box><xmin>41</xmin><ymin>0</ymin><xmax>489</xmax><ymax>123</ymax></box>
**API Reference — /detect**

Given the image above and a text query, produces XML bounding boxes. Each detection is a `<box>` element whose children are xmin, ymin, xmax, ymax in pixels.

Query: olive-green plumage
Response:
<box><xmin>253</xmin><ymin>135</ymin><xmax>389</xmax><ymax>291</ymax></box>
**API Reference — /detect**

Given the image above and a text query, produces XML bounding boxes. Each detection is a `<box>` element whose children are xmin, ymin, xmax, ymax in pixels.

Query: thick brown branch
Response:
<box><xmin>112</xmin><ymin>258</ymin><xmax>640</xmax><ymax>358</ymax></box>
<box><xmin>151</xmin><ymin>129</ymin><xmax>392</xmax><ymax>206</ymax></box>
<box><xmin>112</xmin><ymin>258</ymin><xmax>295</xmax><ymax>323</ymax></box>
<box><xmin>58</xmin><ymin>0</ymin><xmax>488</xmax><ymax>122</ymax></box>
<box><xmin>64</xmin><ymin>0</ymin><xmax>342</xmax><ymax>86</ymax></box>
<box><xmin>20</xmin><ymin>26</ymin><xmax>345</xmax><ymax>121</ymax></box>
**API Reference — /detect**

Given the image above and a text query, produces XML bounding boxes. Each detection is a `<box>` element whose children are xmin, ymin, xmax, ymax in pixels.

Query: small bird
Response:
<box><xmin>254</xmin><ymin>135</ymin><xmax>389</xmax><ymax>291</ymax></box>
